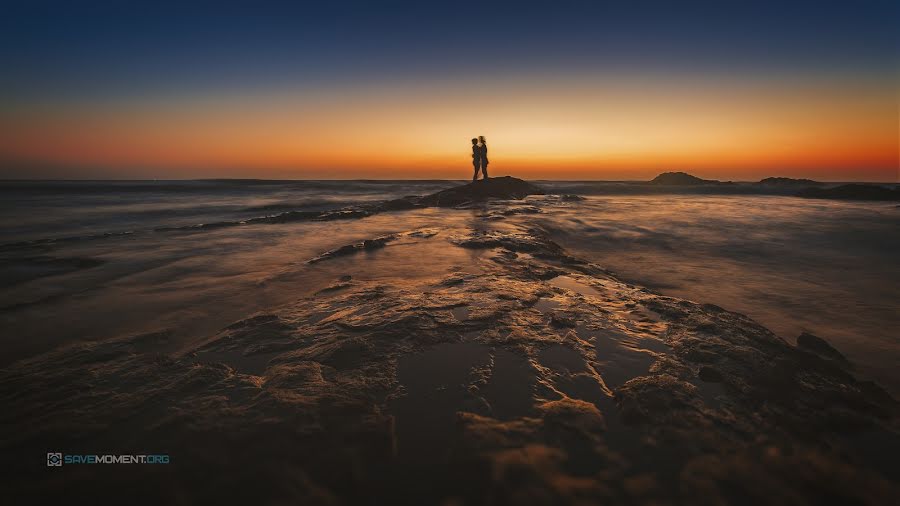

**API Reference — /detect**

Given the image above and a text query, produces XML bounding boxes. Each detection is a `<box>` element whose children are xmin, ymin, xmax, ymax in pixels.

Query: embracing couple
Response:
<box><xmin>471</xmin><ymin>136</ymin><xmax>489</xmax><ymax>181</ymax></box>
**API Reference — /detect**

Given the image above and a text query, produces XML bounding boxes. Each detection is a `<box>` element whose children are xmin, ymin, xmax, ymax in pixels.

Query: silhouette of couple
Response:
<box><xmin>471</xmin><ymin>136</ymin><xmax>489</xmax><ymax>181</ymax></box>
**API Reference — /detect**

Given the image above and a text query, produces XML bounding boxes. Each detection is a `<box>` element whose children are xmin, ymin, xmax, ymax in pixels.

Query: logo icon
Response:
<box><xmin>47</xmin><ymin>452</ymin><xmax>62</xmax><ymax>466</ymax></box>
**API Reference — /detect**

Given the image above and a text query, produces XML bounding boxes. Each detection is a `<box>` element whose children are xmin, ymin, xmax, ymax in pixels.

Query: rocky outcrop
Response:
<box><xmin>306</xmin><ymin>229</ymin><xmax>439</xmax><ymax>263</ymax></box>
<box><xmin>181</xmin><ymin>177</ymin><xmax>545</xmax><ymax>227</ymax></box>
<box><xmin>1</xmin><ymin>196</ymin><xmax>896</xmax><ymax>505</ymax></box>
<box><xmin>306</xmin><ymin>234</ymin><xmax>398</xmax><ymax>263</ymax></box>
<box><xmin>411</xmin><ymin>176</ymin><xmax>544</xmax><ymax>207</ymax></box>
<box><xmin>797</xmin><ymin>331</ymin><xmax>850</xmax><ymax>363</ymax></box>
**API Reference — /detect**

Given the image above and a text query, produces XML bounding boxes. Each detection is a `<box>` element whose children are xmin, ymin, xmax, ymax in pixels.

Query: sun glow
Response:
<box><xmin>1</xmin><ymin>72</ymin><xmax>896</xmax><ymax>180</ymax></box>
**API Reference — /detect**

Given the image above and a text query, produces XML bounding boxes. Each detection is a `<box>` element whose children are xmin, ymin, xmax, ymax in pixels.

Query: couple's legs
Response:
<box><xmin>473</xmin><ymin>163</ymin><xmax>489</xmax><ymax>181</ymax></box>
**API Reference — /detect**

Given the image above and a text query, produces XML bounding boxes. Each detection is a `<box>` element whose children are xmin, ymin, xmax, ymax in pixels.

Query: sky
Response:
<box><xmin>0</xmin><ymin>0</ymin><xmax>897</xmax><ymax>181</ymax></box>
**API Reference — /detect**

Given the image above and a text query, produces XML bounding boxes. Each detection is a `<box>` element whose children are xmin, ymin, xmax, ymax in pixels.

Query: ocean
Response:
<box><xmin>2</xmin><ymin>179</ymin><xmax>898</xmax><ymax>394</ymax></box>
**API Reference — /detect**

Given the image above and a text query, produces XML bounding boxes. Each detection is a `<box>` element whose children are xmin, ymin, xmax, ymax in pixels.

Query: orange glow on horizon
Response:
<box><xmin>1</xmin><ymin>73</ymin><xmax>897</xmax><ymax>181</ymax></box>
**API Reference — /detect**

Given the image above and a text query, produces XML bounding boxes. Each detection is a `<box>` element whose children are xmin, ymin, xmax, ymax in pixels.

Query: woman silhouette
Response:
<box><xmin>471</xmin><ymin>138</ymin><xmax>481</xmax><ymax>181</ymax></box>
<box><xmin>478</xmin><ymin>136</ymin><xmax>489</xmax><ymax>179</ymax></box>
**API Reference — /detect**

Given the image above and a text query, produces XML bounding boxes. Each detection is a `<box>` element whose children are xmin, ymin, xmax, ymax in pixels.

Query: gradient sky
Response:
<box><xmin>1</xmin><ymin>0</ymin><xmax>897</xmax><ymax>181</ymax></box>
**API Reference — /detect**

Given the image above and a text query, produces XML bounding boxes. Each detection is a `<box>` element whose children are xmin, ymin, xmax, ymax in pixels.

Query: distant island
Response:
<box><xmin>648</xmin><ymin>172</ymin><xmax>718</xmax><ymax>185</ymax></box>
<box><xmin>649</xmin><ymin>172</ymin><xmax>825</xmax><ymax>187</ymax></box>
<box><xmin>642</xmin><ymin>172</ymin><xmax>897</xmax><ymax>201</ymax></box>
<box><xmin>758</xmin><ymin>177</ymin><xmax>822</xmax><ymax>186</ymax></box>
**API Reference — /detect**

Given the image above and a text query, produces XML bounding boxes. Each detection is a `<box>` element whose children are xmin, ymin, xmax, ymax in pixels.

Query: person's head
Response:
<box><xmin>471</xmin><ymin>138</ymin><xmax>478</xmax><ymax>145</ymax></box>
<box><xmin>479</xmin><ymin>136</ymin><xmax>486</xmax><ymax>145</ymax></box>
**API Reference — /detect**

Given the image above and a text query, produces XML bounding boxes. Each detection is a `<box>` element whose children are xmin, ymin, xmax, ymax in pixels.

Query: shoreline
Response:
<box><xmin>2</xmin><ymin>178</ymin><xmax>897</xmax><ymax>504</ymax></box>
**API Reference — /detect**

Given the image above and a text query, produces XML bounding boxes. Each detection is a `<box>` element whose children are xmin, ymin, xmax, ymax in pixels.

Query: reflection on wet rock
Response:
<box><xmin>2</xmin><ymin>195</ymin><xmax>897</xmax><ymax>505</ymax></box>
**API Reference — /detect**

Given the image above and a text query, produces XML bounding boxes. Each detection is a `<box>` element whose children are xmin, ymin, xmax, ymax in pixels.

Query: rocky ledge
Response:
<box><xmin>234</xmin><ymin>176</ymin><xmax>543</xmax><ymax>224</ymax></box>
<box><xmin>1</xmin><ymin>188</ymin><xmax>897</xmax><ymax>506</ymax></box>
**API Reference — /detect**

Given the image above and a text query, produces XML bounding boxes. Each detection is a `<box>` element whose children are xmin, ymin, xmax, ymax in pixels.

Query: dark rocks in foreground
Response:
<box><xmin>306</xmin><ymin>229</ymin><xmax>439</xmax><ymax>264</ymax></box>
<box><xmin>2</xmin><ymin>197</ymin><xmax>898</xmax><ymax>506</ymax></box>
<box><xmin>797</xmin><ymin>332</ymin><xmax>850</xmax><ymax>363</ymax></box>
<box><xmin>797</xmin><ymin>183</ymin><xmax>900</xmax><ymax>201</ymax></box>
<box><xmin>307</xmin><ymin>234</ymin><xmax>398</xmax><ymax>263</ymax></box>
<box><xmin>228</xmin><ymin>177</ymin><xmax>547</xmax><ymax>226</ymax></box>
<box><xmin>0</xmin><ymin>177</ymin><xmax>554</xmax><ymax>252</ymax></box>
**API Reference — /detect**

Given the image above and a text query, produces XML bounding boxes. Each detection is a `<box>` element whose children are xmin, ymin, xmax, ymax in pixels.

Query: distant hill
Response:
<box><xmin>648</xmin><ymin>172</ymin><xmax>718</xmax><ymax>185</ymax></box>
<box><xmin>797</xmin><ymin>184</ymin><xmax>899</xmax><ymax>201</ymax></box>
<box><xmin>758</xmin><ymin>177</ymin><xmax>822</xmax><ymax>186</ymax></box>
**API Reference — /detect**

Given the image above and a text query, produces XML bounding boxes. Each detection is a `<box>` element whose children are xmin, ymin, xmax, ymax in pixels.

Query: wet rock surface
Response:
<box><xmin>413</xmin><ymin>176</ymin><xmax>544</xmax><ymax>207</ymax></box>
<box><xmin>1</xmin><ymin>185</ymin><xmax>898</xmax><ymax>505</ymax></box>
<box><xmin>0</xmin><ymin>178</ymin><xmax>542</xmax><ymax>252</ymax></box>
<box><xmin>797</xmin><ymin>331</ymin><xmax>850</xmax><ymax>363</ymax></box>
<box><xmin>254</xmin><ymin>176</ymin><xmax>545</xmax><ymax>224</ymax></box>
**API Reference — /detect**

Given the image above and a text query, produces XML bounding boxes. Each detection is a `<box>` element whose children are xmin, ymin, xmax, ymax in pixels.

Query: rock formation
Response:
<box><xmin>758</xmin><ymin>176</ymin><xmax>822</xmax><ymax>186</ymax></box>
<box><xmin>2</xmin><ymin>185</ymin><xmax>896</xmax><ymax>505</ymax></box>
<box><xmin>648</xmin><ymin>172</ymin><xmax>718</xmax><ymax>185</ymax></box>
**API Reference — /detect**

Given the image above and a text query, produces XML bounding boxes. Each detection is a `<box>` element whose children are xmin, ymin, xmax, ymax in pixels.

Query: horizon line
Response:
<box><xmin>2</xmin><ymin>176</ymin><xmax>898</xmax><ymax>184</ymax></box>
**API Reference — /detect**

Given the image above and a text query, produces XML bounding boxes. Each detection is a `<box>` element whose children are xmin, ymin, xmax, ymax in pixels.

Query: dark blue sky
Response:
<box><xmin>1</xmin><ymin>0</ymin><xmax>896</xmax><ymax>181</ymax></box>
<box><xmin>2</xmin><ymin>0</ymin><xmax>897</xmax><ymax>98</ymax></box>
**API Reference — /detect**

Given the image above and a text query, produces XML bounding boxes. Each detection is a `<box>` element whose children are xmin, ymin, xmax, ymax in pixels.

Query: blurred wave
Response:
<box><xmin>1</xmin><ymin>180</ymin><xmax>898</xmax><ymax>394</ymax></box>
<box><xmin>527</xmin><ymin>195</ymin><xmax>900</xmax><ymax>393</ymax></box>
<box><xmin>0</xmin><ymin>179</ymin><xmax>459</xmax><ymax>244</ymax></box>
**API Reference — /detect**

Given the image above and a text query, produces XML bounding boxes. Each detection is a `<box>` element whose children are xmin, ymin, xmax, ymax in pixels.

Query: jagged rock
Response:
<box><xmin>698</xmin><ymin>366</ymin><xmax>724</xmax><ymax>382</ymax></box>
<box><xmin>797</xmin><ymin>332</ymin><xmax>848</xmax><ymax>362</ymax></box>
<box><xmin>374</xmin><ymin>195</ymin><xmax>424</xmax><ymax>211</ymax></box>
<box><xmin>307</xmin><ymin>234</ymin><xmax>398</xmax><ymax>263</ymax></box>
<box><xmin>415</xmin><ymin>176</ymin><xmax>544</xmax><ymax>207</ymax></box>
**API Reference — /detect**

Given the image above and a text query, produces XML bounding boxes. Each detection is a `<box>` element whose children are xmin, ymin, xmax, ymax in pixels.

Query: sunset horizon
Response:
<box><xmin>3</xmin><ymin>72</ymin><xmax>896</xmax><ymax>182</ymax></box>
<box><xmin>3</xmin><ymin>2</ymin><xmax>898</xmax><ymax>505</ymax></box>
<box><xmin>2</xmin><ymin>2</ymin><xmax>897</xmax><ymax>182</ymax></box>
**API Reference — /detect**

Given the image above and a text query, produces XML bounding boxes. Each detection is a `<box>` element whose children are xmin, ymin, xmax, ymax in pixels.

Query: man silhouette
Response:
<box><xmin>471</xmin><ymin>138</ymin><xmax>482</xmax><ymax>181</ymax></box>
